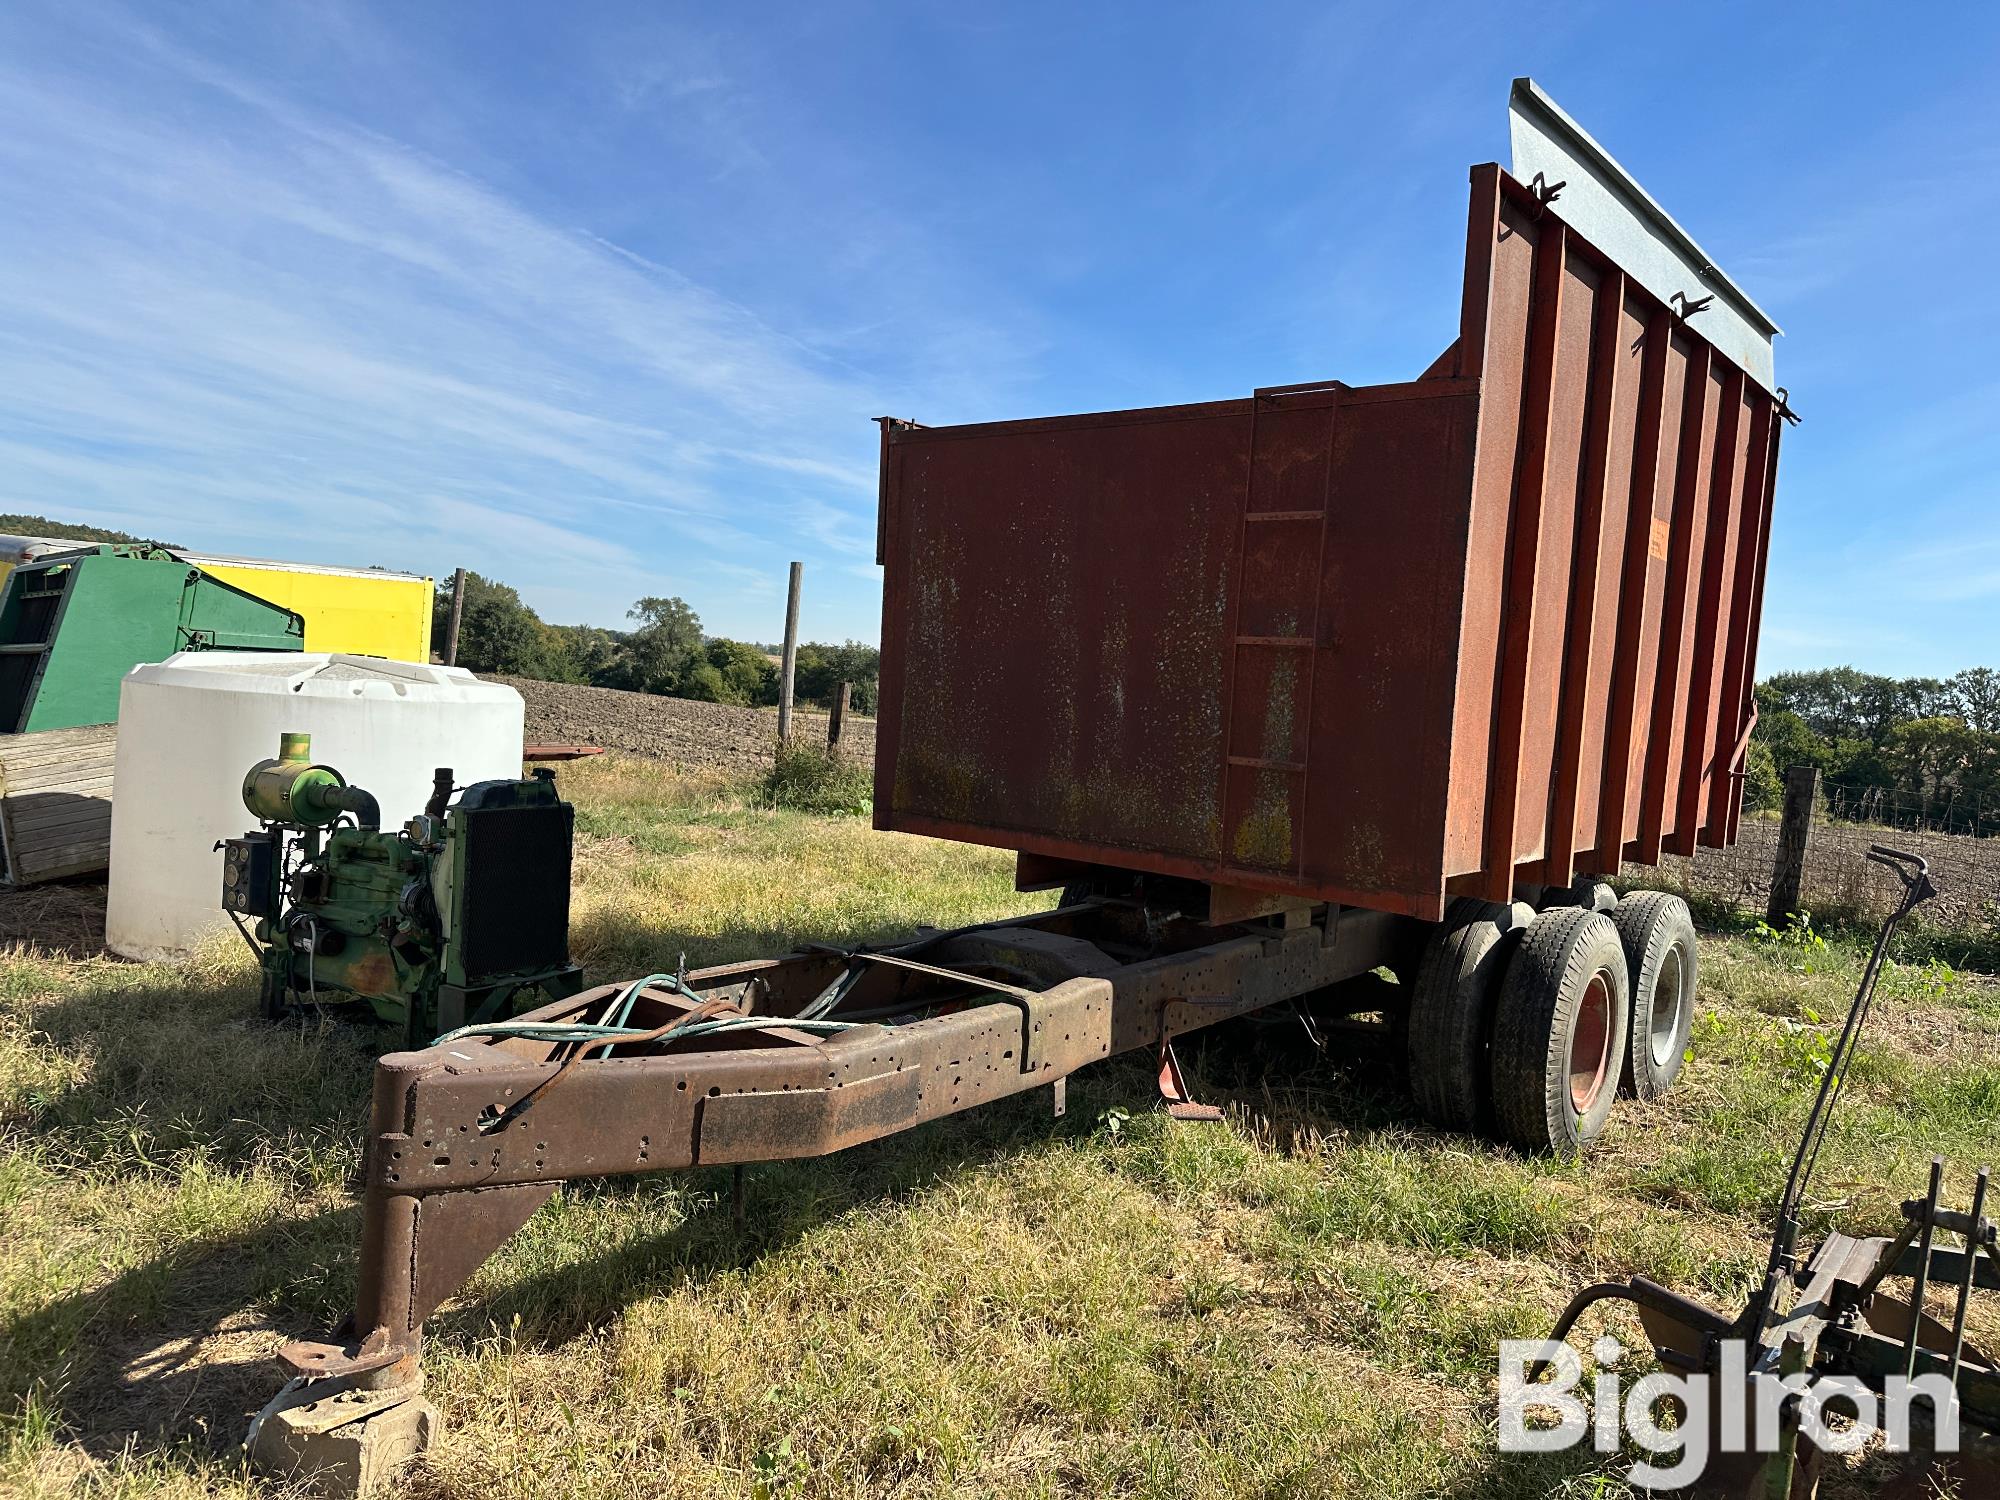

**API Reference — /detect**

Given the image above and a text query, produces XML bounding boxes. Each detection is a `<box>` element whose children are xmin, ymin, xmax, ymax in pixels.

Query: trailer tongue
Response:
<box><xmin>246</xmin><ymin>79</ymin><xmax>1796</xmax><ymax>1492</ymax></box>
<box><xmin>249</xmin><ymin>891</ymin><xmax>1416</xmax><ymax>1487</ymax></box>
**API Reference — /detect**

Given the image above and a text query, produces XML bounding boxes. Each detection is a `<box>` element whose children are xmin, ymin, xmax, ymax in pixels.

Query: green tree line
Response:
<box><xmin>434</xmin><ymin>571</ymin><xmax>879</xmax><ymax>713</ymax></box>
<box><xmin>0</xmin><ymin>513</ymin><xmax>180</xmax><ymax>546</ymax></box>
<box><xmin>1749</xmin><ymin>666</ymin><xmax>2000</xmax><ymax>832</ymax></box>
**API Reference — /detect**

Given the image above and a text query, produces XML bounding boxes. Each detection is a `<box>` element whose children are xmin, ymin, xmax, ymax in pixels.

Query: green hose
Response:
<box><xmin>599</xmin><ymin>971</ymin><xmax>681</xmax><ymax>1030</ymax></box>
<box><xmin>432</xmin><ymin>957</ymin><xmax>897</xmax><ymax>1054</ymax></box>
<box><xmin>431</xmin><ymin>1013</ymin><xmax>873</xmax><ymax>1049</ymax></box>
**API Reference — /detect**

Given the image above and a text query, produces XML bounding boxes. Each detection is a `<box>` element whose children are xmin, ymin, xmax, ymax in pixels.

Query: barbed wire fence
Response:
<box><xmin>1737</xmin><ymin>774</ymin><xmax>2000</xmax><ymax>841</ymax></box>
<box><xmin>1818</xmin><ymin>779</ymin><xmax>2000</xmax><ymax>840</ymax></box>
<box><xmin>1634</xmin><ymin>769</ymin><xmax>2000</xmax><ymax>934</ymax></box>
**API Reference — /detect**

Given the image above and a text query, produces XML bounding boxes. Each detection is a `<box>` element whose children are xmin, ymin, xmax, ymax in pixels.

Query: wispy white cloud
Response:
<box><xmin>7</xmin><ymin>1</ymin><xmax>1991</xmax><ymax>683</ymax></box>
<box><xmin>1879</xmin><ymin>536</ymin><xmax>2000</xmax><ymax>603</ymax></box>
<box><xmin>0</xmin><ymin>4</ymin><xmax>1043</xmax><ymax>641</ymax></box>
<box><xmin>787</xmin><ymin>496</ymin><xmax>876</xmax><ymax>559</ymax></box>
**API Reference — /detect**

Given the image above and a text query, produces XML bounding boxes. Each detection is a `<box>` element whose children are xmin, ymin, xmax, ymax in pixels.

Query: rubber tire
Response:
<box><xmin>1405</xmin><ymin>900</ymin><xmax>1520</xmax><ymax>1134</ymax></box>
<box><xmin>1611</xmin><ymin>890</ymin><xmax>1698</xmax><ymax>1101</ymax></box>
<box><xmin>1489</xmin><ymin>906</ymin><xmax>1631</xmax><ymax>1155</ymax></box>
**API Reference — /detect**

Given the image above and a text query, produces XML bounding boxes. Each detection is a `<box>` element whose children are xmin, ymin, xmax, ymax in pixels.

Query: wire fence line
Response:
<box><xmin>1816</xmin><ymin>779</ymin><xmax>2000</xmax><ymax>840</ymax></box>
<box><xmin>1744</xmin><ymin>775</ymin><xmax>2000</xmax><ymax>839</ymax></box>
<box><xmin>1630</xmin><ymin>813</ymin><xmax>2000</xmax><ymax>933</ymax></box>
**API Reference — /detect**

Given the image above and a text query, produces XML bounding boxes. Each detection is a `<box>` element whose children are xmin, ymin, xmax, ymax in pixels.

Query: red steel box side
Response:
<box><xmin>1444</xmin><ymin>166</ymin><xmax>1782</xmax><ymax>903</ymax></box>
<box><xmin>875</xmin><ymin>164</ymin><xmax>1782</xmax><ymax>922</ymax></box>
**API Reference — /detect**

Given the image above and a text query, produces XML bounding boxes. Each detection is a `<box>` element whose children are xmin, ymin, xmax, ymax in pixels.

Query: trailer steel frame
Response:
<box><xmin>269</xmin><ymin>898</ymin><xmax>1411</xmax><ymax>1402</ymax></box>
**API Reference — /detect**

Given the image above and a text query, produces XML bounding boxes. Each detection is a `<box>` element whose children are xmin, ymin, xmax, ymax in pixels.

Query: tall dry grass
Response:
<box><xmin>1</xmin><ymin>753</ymin><xmax>1995</xmax><ymax>1497</ymax></box>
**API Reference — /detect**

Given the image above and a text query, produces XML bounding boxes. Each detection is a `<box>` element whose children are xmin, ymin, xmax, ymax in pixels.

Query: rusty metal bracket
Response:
<box><xmin>1156</xmin><ymin>1037</ymin><xmax>1223</xmax><ymax>1122</ymax></box>
<box><xmin>822</xmin><ymin>948</ymin><xmax>1047</xmax><ymax>1072</ymax></box>
<box><xmin>277</xmin><ymin>1326</ymin><xmax>418</xmax><ymax>1384</ymax></box>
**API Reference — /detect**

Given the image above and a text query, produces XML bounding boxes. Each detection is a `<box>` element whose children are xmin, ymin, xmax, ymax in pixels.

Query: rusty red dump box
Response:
<box><xmin>875</xmin><ymin>85</ymin><xmax>1787</xmax><ymax>922</ymax></box>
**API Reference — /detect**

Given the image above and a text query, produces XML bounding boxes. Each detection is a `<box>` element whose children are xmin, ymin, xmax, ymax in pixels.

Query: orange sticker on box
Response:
<box><xmin>1649</xmin><ymin>516</ymin><xmax>1672</xmax><ymax>562</ymax></box>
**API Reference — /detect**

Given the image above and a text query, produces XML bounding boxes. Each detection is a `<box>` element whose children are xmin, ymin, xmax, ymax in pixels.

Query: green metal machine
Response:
<box><xmin>220</xmin><ymin>733</ymin><xmax>584</xmax><ymax>1042</ymax></box>
<box><xmin>0</xmin><ymin>544</ymin><xmax>305</xmax><ymax>733</ymax></box>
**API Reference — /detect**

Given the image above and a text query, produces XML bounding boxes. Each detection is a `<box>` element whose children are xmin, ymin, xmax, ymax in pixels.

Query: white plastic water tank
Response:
<box><xmin>106</xmin><ymin>653</ymin><xmax>524</xmax><ymax>960</ymax></box>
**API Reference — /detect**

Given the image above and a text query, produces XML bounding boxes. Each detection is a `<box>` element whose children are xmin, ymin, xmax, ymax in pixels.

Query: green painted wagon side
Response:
<box><xmin>0</xmin><ymin>545</ymin><xmax>304</xmax><ymax>733</ymax></box>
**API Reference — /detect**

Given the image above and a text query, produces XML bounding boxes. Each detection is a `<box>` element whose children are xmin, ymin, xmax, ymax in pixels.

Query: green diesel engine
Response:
<box><xmin>219</xmin><ymin>733</ymin><xmax>583</xmax><ymax>1042</ymax></box>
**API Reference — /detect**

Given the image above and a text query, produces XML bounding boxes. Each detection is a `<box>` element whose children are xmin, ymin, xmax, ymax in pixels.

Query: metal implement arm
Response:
<box><xmin>1755</xmin><ymin>846</ymin><xmax>1936</xmax><ymax>1335</ymax></box>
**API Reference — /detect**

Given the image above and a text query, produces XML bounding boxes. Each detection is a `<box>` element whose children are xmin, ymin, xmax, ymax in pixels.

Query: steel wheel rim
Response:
<box><xmin>1648</xmin><ymin>946</ymin><xmax>1685</xmax><ymax>1070</ymax></box>
<box><xmin>1568</xmin><ymin>971</ymin><xmax>1614</xmax><ymax>1114</ymax></box>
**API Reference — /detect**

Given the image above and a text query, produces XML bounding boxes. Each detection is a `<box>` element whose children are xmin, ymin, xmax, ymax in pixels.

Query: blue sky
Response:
<box><xmin>0</xmin><ymin>4</ymin><xmax>1994</xmax><ymax>673</ymax></box>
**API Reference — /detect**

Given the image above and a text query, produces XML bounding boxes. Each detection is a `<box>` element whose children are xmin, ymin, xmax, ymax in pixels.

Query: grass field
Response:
<box><xmin>3</xmin><ymin>753</ymin><xmax>1997</xmax><ymax>1498</ymax></box>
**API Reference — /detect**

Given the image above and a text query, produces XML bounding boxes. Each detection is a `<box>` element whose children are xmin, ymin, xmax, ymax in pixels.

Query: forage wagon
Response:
<box><xmin>236</xmin><ymin>79</ymin><xmax>1795</xmax><ymax>1488</ymax></box>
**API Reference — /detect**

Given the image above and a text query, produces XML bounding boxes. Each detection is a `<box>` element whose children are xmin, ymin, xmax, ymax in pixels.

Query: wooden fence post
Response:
<box><xmin>777</xmin><ymin>561</ymin><xmax>803</xmax><ymax>745</ymax></box>
<box><xmin>827</xmin><ymin>681</ymin><xmax>849</xmax><ymax>751</ymax></box>
<box><xmin>1767</xmin><ymin>764</ymin><xmax>1820</xmax><ymax>929</ymax></box>
<box><xmin>443</xmin><ymin>567</ymin><xmax>467</xmax><ymax>667</ymax></box>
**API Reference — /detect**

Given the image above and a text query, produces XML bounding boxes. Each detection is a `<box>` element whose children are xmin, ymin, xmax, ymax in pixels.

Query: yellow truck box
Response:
<box><xmin>188</xmin><ymin>555</ymin><xmax>433</xmax><ymax>661</ymax></box>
